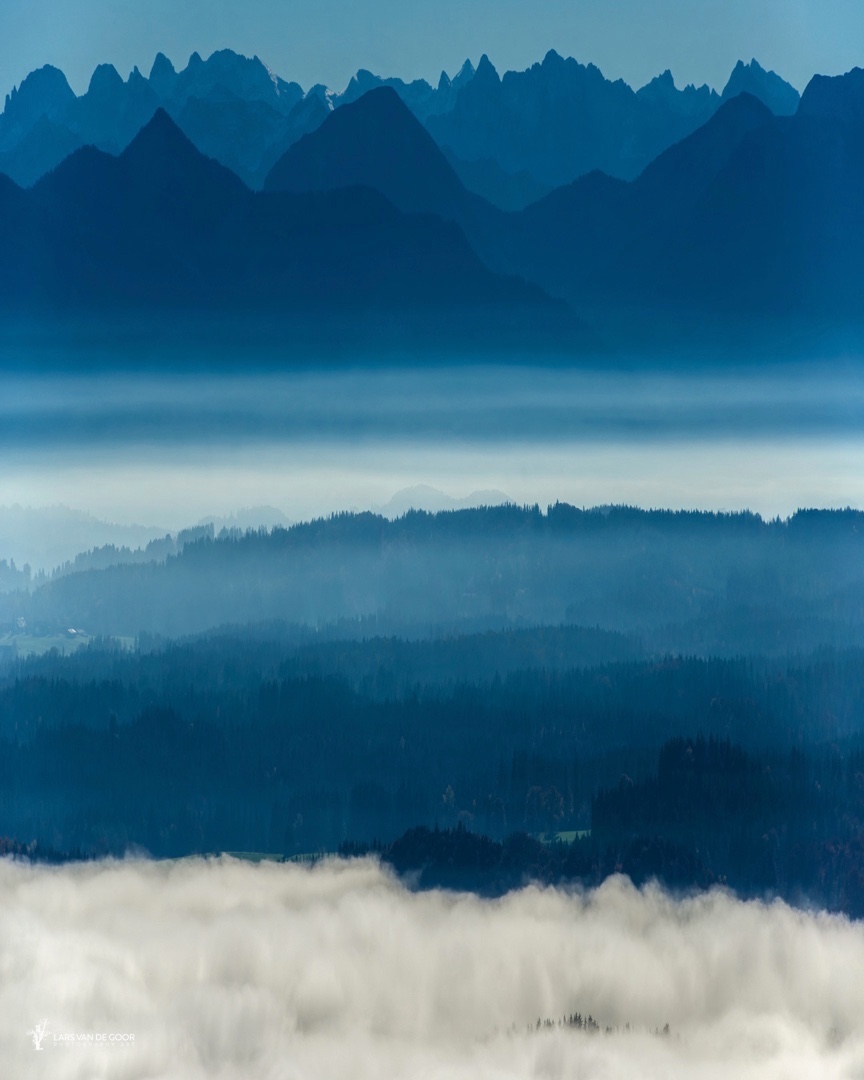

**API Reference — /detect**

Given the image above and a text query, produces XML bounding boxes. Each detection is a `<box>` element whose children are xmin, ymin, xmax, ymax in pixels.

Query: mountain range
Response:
<box><xmin>0</xmin><ymin>505</ymin><xmax>168</xmax><ymax>573</ymax></box>
<box><xmin>372</xmin><ymin>486</ymin><xmax>512</xmax><ymax>518</ymax></box>
<box><xmin>425</xmin><ymin>52</ymin><xmax>793</xmax><ymax>190</ymax></box>
<box><xmin>0</xmin><ymin>49</ymin><xmax>799</xmax><ymax>205</ymax></box>
<box><xmin>259</xmin><ymin>74</ymin><xmax>864</xmax><ymax>328</ymax></box>
<box><xmin>2</xmin><ymin>47</ymin><xmax>863</xmax><ymax>351</ymax></box>
<box><xmin>0</xmin><ymin>107</ymin><xmax>564</xmax><ymax>347</ymax></box>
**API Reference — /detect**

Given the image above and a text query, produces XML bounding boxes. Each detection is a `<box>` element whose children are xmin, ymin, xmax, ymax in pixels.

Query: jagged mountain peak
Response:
<box><xmin>150</xmin><ymin>52</ymin><xmax>176</xmax><ymax>77</ymax></box>
<box><xmin>206</xmin><ymin>48</ymin><xmax>268</xmax><ymax>73</ymax></box>
<box><xmin>118</xmin><ymin>105</ymin><xmax>236</xmax><ymax>177</ymax></box>
<box><xmin>164</xmin><ymin>49</ymin><xmax>304</xmax><ymax>113</ymax></box>
<box><xmin>343</xmin><ymin>69</ymin><xmax>382</xmax><ymax>97</ymax></box>
<box><xmin>148</xmin><ymin>52</ymin><xmax>178</xmax><ymax>98</ymax></box>
<box><xmin>636</xmin><ymin>68</ymin><xmax>719</xmax><ymax>112</ymax></box>
<box><xmin>798</xmin><ymin>66</ymin><xmax>864</xmax><ymax>126</ymax></box>
<box><xmin>29</xmin><ymin>103</ymin><xmax>249</xmax><ymax>243</ymax></box>
<box><xmin>454</xmin><ymin>59</ymin><xmax>475</xmax><ymax>81</ymax></box>
<box><xmin>263</xmin><ymin>85</ymin><xmax>473</xmax><ymax>218</ymax></box>
<box><xmin>340</xmin><ymin>84</ymin><xmax>405</xmax><ymax>112</ymax></box>
<box><xmin>125</xmin><ymin>105</ymin><xmax>187</xmax><ymax>141</ymax></box>
<box><xmin>4</xmin><ymin>65</ymin><xmax>75</xmax><ymax>125</ymax></box>
<box><xmin>305</xmin><ymin>83</ymin><xmax>333</xmax><ymax>105</ymax></box>
<box><xmin>636</xmin><ymin>90</ymin><xmax>773</xmax><ymax>191</ymax></box>
<box><xmin>87</xmin><ymin>63</ymin><xmax>124</xmax><ymax>97</ymax></box>
<box><xmin>9</xmin><ymin>64</ymin><xmax>73</xmax><ymax>99</ymax></box>
<box><xmin>637</xmin><ymin>69</ymin><xmax>676</xmax><ymax>98</ymax></box>
<box><xmin>273</xmin><ymin>84</ymin><xmax>411</xmax><ymax>144</ymax></box>
<box><xmin>475</xmin><ymin>54</ymin><xmax>500</xmax><ymax>83</ymax></box>
<box><xmin>721</xmin><ymin>57</ymin><xmax>800</xmax><ymax>115</ymax></box>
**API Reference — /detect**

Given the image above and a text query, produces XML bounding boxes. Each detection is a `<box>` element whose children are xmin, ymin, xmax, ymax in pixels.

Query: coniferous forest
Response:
<box><xmin>1</xmin><ymin>504</ymin><xmax>862</xmax><ymax>915</ymax></box>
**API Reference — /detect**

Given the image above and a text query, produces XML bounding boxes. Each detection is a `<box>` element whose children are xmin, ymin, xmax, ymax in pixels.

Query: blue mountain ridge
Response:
<box><xmin>0</xmin><ymin>48</ymin><xmax>799</xmax><ymax>202</ymax></box>
<box><xmin>0</xmin><ymin>108</ymin><xmax>571</xmax><ymax>355</ymax></box>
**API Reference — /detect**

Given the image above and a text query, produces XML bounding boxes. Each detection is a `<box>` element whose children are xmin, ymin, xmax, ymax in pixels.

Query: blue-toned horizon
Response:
<box><xmin>1</xmin><ymin>0</ymin><xmax>862</xmax><ymax>100</ymax></box>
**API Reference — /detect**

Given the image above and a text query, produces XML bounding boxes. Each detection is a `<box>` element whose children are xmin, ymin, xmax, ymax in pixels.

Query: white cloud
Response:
<box><xmin>0</xmin><ymin>856</ymin><xmax>861</xmax><ymax>1078</ymax></box>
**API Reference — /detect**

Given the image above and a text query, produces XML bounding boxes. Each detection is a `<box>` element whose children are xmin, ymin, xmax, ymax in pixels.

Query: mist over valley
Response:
<box><xmin>3</xmin><ymin>16</ymin><xmax>864</xmax><ymax>1078</ymax></box>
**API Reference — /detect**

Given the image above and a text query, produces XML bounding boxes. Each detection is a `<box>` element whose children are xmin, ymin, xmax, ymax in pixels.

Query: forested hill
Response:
<box><xmin>2</xmin><ymin>505</ymin><xmax>863</xmax><ymax>652</ymax></box>
<box><xmin>1</xmin><ymin>630</ymin><xmax>863</xmax><ymax>912</ymax></box>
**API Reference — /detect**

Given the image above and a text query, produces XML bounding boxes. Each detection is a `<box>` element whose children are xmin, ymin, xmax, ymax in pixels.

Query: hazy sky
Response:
<box><xmin>1</xmin><ymin>0</ymin><xmax>863</xmax><ymax>99</ymax></box>
<box><xmin>2</xmin><ymin>368</ymin><xmax>863</xmax><ymax>534</ymax></box>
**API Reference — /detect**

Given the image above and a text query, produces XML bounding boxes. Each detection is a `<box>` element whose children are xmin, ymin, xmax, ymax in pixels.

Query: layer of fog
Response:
<box><xmin>0</xmin><ymin>504</ymin><xmax>299</xmax><ymax>574</ymax></box>
<box><xmin>0</xmin><ymin>491</ymin><xmax>512</xmax><ymax>573</ymax></box>
<box><xmin>4</xmin><ymin>365</ymin><xmax>864</xmax><ymax>441</ymax></box>
<box><xmin>3</xmin><ymin>364</ymin><xmax>863</xmax><ymax>553</ymax></box>
<box><xmin>2</xmin><ymin>856</ymin><xmax>862</xmax><ymax>1078</ymax></box>
<box><xmin>5</xmin><ymin>435</ymin><xmax>863</xmax><ymax>535</ymax></box>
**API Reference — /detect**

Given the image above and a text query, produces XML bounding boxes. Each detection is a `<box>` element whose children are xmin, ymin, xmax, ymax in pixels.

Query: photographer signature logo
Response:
<box><xmin>25</xmin><ymin>1018</ymin><xmax>136</xmax><ymax>1051</ymax></box>
<box><xmin>26</xmin><ymin>1018</ymin><xmax>49</xmax><ymax>1050</ymax></box>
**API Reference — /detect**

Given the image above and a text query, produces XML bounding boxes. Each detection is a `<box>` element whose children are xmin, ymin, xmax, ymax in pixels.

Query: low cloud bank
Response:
<box><xmin>1</xmin><ymin>856</ymin><xmax>861</xmax><ymax>1078</ymax></box>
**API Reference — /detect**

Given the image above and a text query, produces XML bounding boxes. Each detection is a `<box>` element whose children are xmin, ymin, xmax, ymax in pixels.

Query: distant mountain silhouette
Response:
<box><xmin>635</xmin><ymin>69</ymin><xmax>716</xmax><ymax>118</ymax></box>
<box><xmin>0</xmin><ymin>49</ymin><xmax>800</xmax><ymax>201</ymax></box>
<box><xmin>145</xmin><ymin>50</ymin><xmax>321</xmax><ymax>186</ymax></box>
<box><xmin>36</xmin><ymin>106</ymin><xmax>247</xmax><ymax>228</ymax></box>
<box><xmin>798</xmin><ymin>66</ymin><xmax>864</xmax><ymax>125</ymax></box>
<box><xmin>1</xmin><ymin>108</ymin><xmax>561</xmax><ymax>341</ymax></box>
<box><xmin>0</xmin><ymin>50</ymin><xmax>310</xmax><ymax>189</ymax></box>
<box><xmin>0</xmin><ymin>115</ymin><xmax>82</xmax><ymax>188</ymax></box>
<box><xmin>465</xmin><ymin>92</ymin><xmax>773</xmax><ymax>289</ymax></box>
<box><xmin>373</xmin><ymin>485</ymin><xmax>512</xmax><ymax>518</ymax></box>
<box><xmin>172</xmin><ymin>93</ymin><xmax>328</xmax><ymax>189</ymax></box>
<box><xmin>657</xmin><ymin>73</ymin><xmax>864</xmax><ymax>316</ymax></box>
<box><xmin>147</xmin><ymin>49</ymin><xmax>304</xmax><ymax>115</ymax></box>
<box><xmin>197</xmin><ymin>506</ymin><xmax>293</xmax><ymax>531</ymax></box>
<box><xmin>0</xmin><ymin>504</ymin><xmax>169</xmax><ymax>572</ymax></box>
<box><xmin>1</xmin><ymin>48</ymin><xmax>859</xmax><ymax>343</ymax></box>
<box><xmin>148</xmin><ymin>52</ymin><xmax>178</xmax><ymax>98</ymax></box>
<box><xmin>0</xmin><ymin>62</ymin><xmax>161</xmax><ymax>176</ymax></box>
<box><xmin>1</xmin><ymin>65</ymin><xmax>76</xmax><ymax>136</ymax></box>
<box><xmin>265</xmin><ymin>72</ymin><xmax>547</xmax><ymax>211</ymax></box>
<box><xmin>319</xmin><ymin>58</ymin><xmax>478</xmax><ymax>127</ymax></box>
<box><xmin>0</xmin><ymin>66</ymin><xmax>83</xmax><ymax>183</ymax></box>
<box><xmin>75</xmin><ymin>63</ymin><xmax>159</xmax><ymax>152</ymax></box>
<box><xmin>630</xmin><ymin>91</ymin><xmax>774</xmax><ymax>206</ymax></box>
<box><xmin>264</xmin><ymin>86</ymin><xmax>487</xmax><ymax>222</ymax></box>
<box><xmin>328</xmin><ymin>54</ymin><xmax>798</xmax><ymax>196</ymax></box>
<box><xmin>428</xmin><ymin>51</ymin><xmax>719</xmax><ymax>187</ymax></box>
<box><xmin>338</xmin><ymin>68</ymin><xmax>437</xmax><ymax>120</ymax></box>
<box><xmin>485</xmin><ymin>73</ymin><xmax>864</xmax><ymax>323</ymax></box>
<box><xmin>720</xmin><ymin>59</ymin><xmax>800</xmax><ymax>116</ymax></box>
